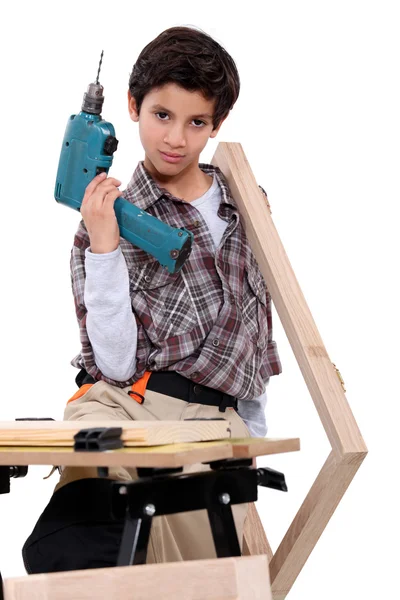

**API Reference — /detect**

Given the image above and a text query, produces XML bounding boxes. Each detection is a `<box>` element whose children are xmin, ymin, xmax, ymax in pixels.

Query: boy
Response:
<box><xmin>23</xmin><ymin>25</ymin><xmax>282</xmax><ymax>573</ymax></box>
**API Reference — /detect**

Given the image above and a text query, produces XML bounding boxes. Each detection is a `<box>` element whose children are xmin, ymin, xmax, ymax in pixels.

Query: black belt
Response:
<box><xmin>146</xmin><ymin>371</ymin><xmax>238</xmax><ymax>413</ymax></box>
<box><xmin>75</xmin><ymin>369</ymin><xmax>238</xmax><ymax>413</ymax></box>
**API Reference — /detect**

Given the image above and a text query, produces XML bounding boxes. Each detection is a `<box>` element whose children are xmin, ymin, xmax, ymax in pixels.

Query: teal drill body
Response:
<box><xmin>54</xmin><ymin>54</ymin><xmax>193</xmax><ymax>274</ymax></box>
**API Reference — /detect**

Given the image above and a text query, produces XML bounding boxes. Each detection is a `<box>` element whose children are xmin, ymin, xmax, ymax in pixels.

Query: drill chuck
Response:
<box><xmin>82</xmin><ymin>82</ymin><xmax>104</xmax><ymax>115</ymax></box>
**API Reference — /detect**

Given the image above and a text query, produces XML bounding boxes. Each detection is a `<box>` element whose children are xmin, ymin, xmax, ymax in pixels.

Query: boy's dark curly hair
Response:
<box><xmin>129</xmin><ymin>26</ymin><xmax>240</xmax><ymax>130</ymax></box>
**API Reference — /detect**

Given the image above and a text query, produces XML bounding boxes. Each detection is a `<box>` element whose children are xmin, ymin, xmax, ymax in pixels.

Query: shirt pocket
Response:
<box><xmin>129</xmin><ymin>260</ymin><xmax>199</xmax><ymax>338</ymax></box>
<box><xmin>241</xmin><ymin>267</ymin><xmax>269</xmax><ymax>349</ymax></box>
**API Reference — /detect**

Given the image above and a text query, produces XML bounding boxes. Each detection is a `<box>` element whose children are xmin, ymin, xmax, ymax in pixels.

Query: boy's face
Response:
<box><xmin>128</xmin><ymin>82</ymin><xmax>225</xmax><ymax>177</ymax></box>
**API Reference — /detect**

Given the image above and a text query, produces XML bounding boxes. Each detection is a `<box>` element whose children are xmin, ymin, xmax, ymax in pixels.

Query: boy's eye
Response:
<box><xmin>155</xmin><ymin>112</ymin><xmax>206</xmax><ymax>128</ymax></box>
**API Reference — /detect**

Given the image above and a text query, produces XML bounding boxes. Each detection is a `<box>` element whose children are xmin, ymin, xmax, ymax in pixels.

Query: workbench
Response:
<box><xmin>0</xmin><ymin>421</ymin><xmax>300</xmax><ymax>600</ymax></box>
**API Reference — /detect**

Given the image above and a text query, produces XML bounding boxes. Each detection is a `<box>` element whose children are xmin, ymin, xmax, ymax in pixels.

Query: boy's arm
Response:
<box><xmin>70</xmin><ymin>172</ymin><xmax>138</xmax><ymax>382</ymax></box>
<box><xmin>84</xmin><ymin>246</ymin><xmax>138</xmax><ymax>381</ymax></box>
<box><xmin>70</xmin><ymin>220</ymin><xmax>138</xmax><ymax>384</ymax></box>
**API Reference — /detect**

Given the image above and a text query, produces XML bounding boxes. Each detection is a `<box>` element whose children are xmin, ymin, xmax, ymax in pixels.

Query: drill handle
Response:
<box><xmin>113</xmin><ymin>197</ymin><xmax>193</xmax><ymax>274</ymax></box>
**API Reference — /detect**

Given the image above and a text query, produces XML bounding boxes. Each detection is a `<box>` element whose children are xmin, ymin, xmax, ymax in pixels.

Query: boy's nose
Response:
<box><xmin>163</xmin><ymin>126</ymin><xmax>186</xmax><ymax>149</ymax></box>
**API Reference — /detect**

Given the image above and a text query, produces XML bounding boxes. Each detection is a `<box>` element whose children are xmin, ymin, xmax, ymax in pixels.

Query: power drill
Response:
<box><xmin>54</xmin><ymin>52</ymin><xmax>193</xmax><ymax>273</ymax></box>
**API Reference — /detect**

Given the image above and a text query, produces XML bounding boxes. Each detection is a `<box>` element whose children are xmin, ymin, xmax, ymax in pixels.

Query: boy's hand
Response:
<box><xmin>81</xmin><ymin>172</ymin><xmax>122</xmax><ymax>254</ymax></box>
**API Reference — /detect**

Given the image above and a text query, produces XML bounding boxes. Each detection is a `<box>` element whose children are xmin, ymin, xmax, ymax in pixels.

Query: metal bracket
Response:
<box><xmin>332</xmin><ymin>362</ymin><xmax>346</xmax><ymax>392</ymax></box>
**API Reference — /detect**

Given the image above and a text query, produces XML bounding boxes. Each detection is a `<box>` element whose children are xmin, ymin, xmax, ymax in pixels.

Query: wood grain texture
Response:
<box><xmin>0</xmin><ymin>420</ymin><xmax>230</xmax><ymax>447</ymax></box>
<box><xmin>211</xmin><ymin>142</ymin><xmax>368</xmax><ymax>599</ymax></box>
<box><xmin>0</xmin><ymin>441</ymin><xmax>232</xmax><ymax>468</ymax></box>
<box><xmin>269</xmin><ymin>451</ymin><xmax>362</xmax><ymax>599</ymax></box>
<box><xmin>231</xmin><ymin>437</ymin><xmax>300</xmax><ymax>457</ymax></box>
<box><xmin>3</xmin><ymin>556</ymin><xmax>272</xmax><ymax>600</ymax></box>
<box><xmin>243</xmin><ymin>503</ymin><xmax>274</xmax><ymax>563</ymax></box>
<box><xmin>0</xmin><ymin>437</ymin><xmax>300</xmax><ymax>468</ymax></box>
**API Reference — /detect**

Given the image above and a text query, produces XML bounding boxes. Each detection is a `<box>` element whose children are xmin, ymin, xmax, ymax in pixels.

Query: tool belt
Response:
<box><xmin>74</xmin><ymin>369</ymin><xmax>238</xmax><ymax>413</ymax></box>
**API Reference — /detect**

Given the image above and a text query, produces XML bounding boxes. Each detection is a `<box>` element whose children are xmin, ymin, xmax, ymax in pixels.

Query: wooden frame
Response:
<box><xmin>212</xmin><ymin>142</ymin><xmax>368</xmax><ymax>599</ymax></box>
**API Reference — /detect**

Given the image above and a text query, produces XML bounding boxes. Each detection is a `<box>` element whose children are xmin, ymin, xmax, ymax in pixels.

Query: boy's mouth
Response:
<box><xmin>160</xmin><ymin>151</ymin><xmax>185</xmax><ymax>163</ymax></box>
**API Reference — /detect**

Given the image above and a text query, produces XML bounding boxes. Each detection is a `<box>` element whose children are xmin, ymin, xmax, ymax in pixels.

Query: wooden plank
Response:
<box><xmin>243</xmin><ymin>503</ymin><xmax>274</xmax><ymax>563</ymax></box>
<box><xmin>269</xmin><ymin>451</ymin><xmax>363</xmax><ymax>599</ymax></box>
<box><xmin>0</xmin><ymin>441</ymin><xmax>233</xmax><ymax>468</ymax></box>
<box><xmin>230</xmin><ymin>437</ymin><xmax>300</xmax><ymax>457</ymax></box>
<box><xmin>0</xmin><ymin>437</ymin><xmax>300</xmax><ymax>468</ymax></box>
<box><xmin>3</xmin><ymin>556</ymin><xmax>272</xmax><ymax>600</ymax></box>
<box><xmin>0</xmin><ymin>420</ymin><xmax>230</xmax><ymax>447</ymax></box>
<box><xmin>212</xmin><ymin>142</ymin><xmax>367</xmax><ymax>460</ymax></box>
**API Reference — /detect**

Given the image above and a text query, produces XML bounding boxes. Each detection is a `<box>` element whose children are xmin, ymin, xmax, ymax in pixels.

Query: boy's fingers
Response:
<box><xmin>97</xmin><ymin>177</ymin><xmax>122</xmax><ymax>188</ymax></box>
<box><xmin>103</xmin><ymin>188</ymin><xmax>122</xmax><ymax>208</ymax></box>
<box><xmin>84</xmin><ymin>172</ymin><xmax>107</xmax><ymax>197</ymax></box>
<box><xmin>82</xmin><ymin>174</ymin><xmax>121</xmax><ymax>203</ymax></box>
<box><xmin>88</xmin><ymin>180</ymin><xmax>122</xmax><ymax>204</ymax></box>
<box><xmin>83</xmin><ymin>187</ymin><xmax>121</xmax><ymax>214</ymax></box>
<box><xmin>96</xmin><ymin>184</ymin><xmax>121</xmax><ymax>207</ymax></box>
<box><xmin>83</xmin><ymin>183</ymin><xmax>121</xmax><ymax>207</ymax></box>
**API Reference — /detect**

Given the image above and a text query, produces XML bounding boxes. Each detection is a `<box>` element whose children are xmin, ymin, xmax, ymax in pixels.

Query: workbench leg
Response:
<box><xmin>117</xmin><ymin>514</ymin><xmax>151</xmax><ymax>566</ymax></box>
<box><xmin>207</xmin><ymin>503</ymin><xmax>241</xmax><ymax>558</ymax></box>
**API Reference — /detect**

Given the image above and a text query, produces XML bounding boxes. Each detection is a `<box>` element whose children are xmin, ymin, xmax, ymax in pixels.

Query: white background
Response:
<box><xmin>0</xmin><ymin>1</ymin><xmax>398</xmax><ymax>598</ymax></box>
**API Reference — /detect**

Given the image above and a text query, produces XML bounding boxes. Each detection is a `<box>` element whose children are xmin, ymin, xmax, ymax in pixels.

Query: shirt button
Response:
<box><xmin>193</xmin><ymin>220</ymin><xmax>201</xmax><ymax>228</ymax></box>
<box><xmin>212</xmin><ymin>339</ymin><xmax>220</xmax><ymax>347</ymax></box>
<box><xmin>144</xmin><ymin>275</ymin><xmax>151</xmax><ymax>283</ymax></box>
<box><xmin>229</xmin><ymin>295</ymin><xmax>235</xmax><ymax>304</ymax></box>
<box><xmin>191</xmin><ymin>372</ymin><xmax>199</xmax><ymax>380</ymax></box>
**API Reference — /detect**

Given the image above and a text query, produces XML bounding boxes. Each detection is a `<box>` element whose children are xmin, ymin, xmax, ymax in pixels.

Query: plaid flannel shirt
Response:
<box><xmin>71</xmin><ymin>161</ymin><xmax>282</xmax><ymax>400</ymax></box>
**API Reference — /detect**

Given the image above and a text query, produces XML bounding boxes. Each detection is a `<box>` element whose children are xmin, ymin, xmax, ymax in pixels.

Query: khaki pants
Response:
<box><xmin>55</xmin><ymin>380</ymin><xmax>250</xmax><ymax>564</ymax></box>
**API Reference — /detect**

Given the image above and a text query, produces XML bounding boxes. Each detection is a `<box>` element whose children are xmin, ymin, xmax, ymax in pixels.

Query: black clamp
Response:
<box><xmin>74</xmin><ymin>427</ymin><xmax>123</xmax><ymax>452</ymax></box>
<box><xmin>208</xmin><ymin>457</ymin><xmax>253</xmax><ymax>470</ymax></box>
<box><xmin>207</xmin><ymin>458</ymin><xmax>287</xmax><ymax>492</ymax></box>
<box><xmin>0</xmin><ymin>466</ymin><xmax>28</xmax><ymax>495</ymax></box>
<box><xmin>257</xmin><ymin>467</ymin><xmax>288</xmax><ymax>492</ymax></box>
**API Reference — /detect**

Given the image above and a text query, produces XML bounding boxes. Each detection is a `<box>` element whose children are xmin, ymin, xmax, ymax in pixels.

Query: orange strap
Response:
<box><xmin>67</xmin><ymin>383</ymin><xmax>93</xmax><ymax>405</ymax></box>
<box><xmin>66</xmin><ymin>371</ymin><xmax>152</xmax><ymax>406</ymax></box>
<box><xmin>127</xmin><ymin>371</ymin><xmax>152</xmax><ymax>404</ymax></box>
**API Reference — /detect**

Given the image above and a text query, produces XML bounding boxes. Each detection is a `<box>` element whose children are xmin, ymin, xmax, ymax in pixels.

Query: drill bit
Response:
<box><xmin>96</xmin><ymin>50</ymin><xmax>104</xmax><ymax>85</ymax></box>
<box><xmin>82</xmin><ymin>51</ymin><xmax>105</xmax><ymax>114</ymax></box>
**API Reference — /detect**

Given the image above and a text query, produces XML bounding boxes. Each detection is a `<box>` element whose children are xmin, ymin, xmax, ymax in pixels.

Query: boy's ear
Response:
<box><xmin>128</xmin><ymin>91</ymin><xmax>139</xmax><ymax>122</ymax></box>
<box><xmin>209</xmin><ymin>115</ymin><xmax>227</xmax><ymax>139</ymax></box>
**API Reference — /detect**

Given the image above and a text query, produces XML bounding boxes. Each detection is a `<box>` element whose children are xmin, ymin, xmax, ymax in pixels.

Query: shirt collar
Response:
<box><xmin>122</xmin><ymin>161</ymin><xmax>238</xmax><ymax>211</ymax></box>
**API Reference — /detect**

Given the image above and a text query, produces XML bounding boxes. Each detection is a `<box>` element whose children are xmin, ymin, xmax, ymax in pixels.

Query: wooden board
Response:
<box><xmin>3</xmin><ymin>555</ymin><xmax>272</xmax><ymax>600</ymax></box>
<box><xmin>231</xmin><ymin>437</ymin><xmax>300</xmax><ymax>457</ymax></box>
<box><xmin>211</xmin><ymin>142</ymin><xmax>368</xmax><ymax>599</ymax></box>
<box><xmin>243</xmin><ymin>503</ymin><xmax>274</xmax><ymax>563</ymax></box>
<box><xmin>0</xmin><ymin>420</ymin><xmax>230</xmax><ymax>447</ymax></box>
<box><xmin>0</xmin><ymin>437</ymin><xmax>300</xmax><ymax>468</ymax></box>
